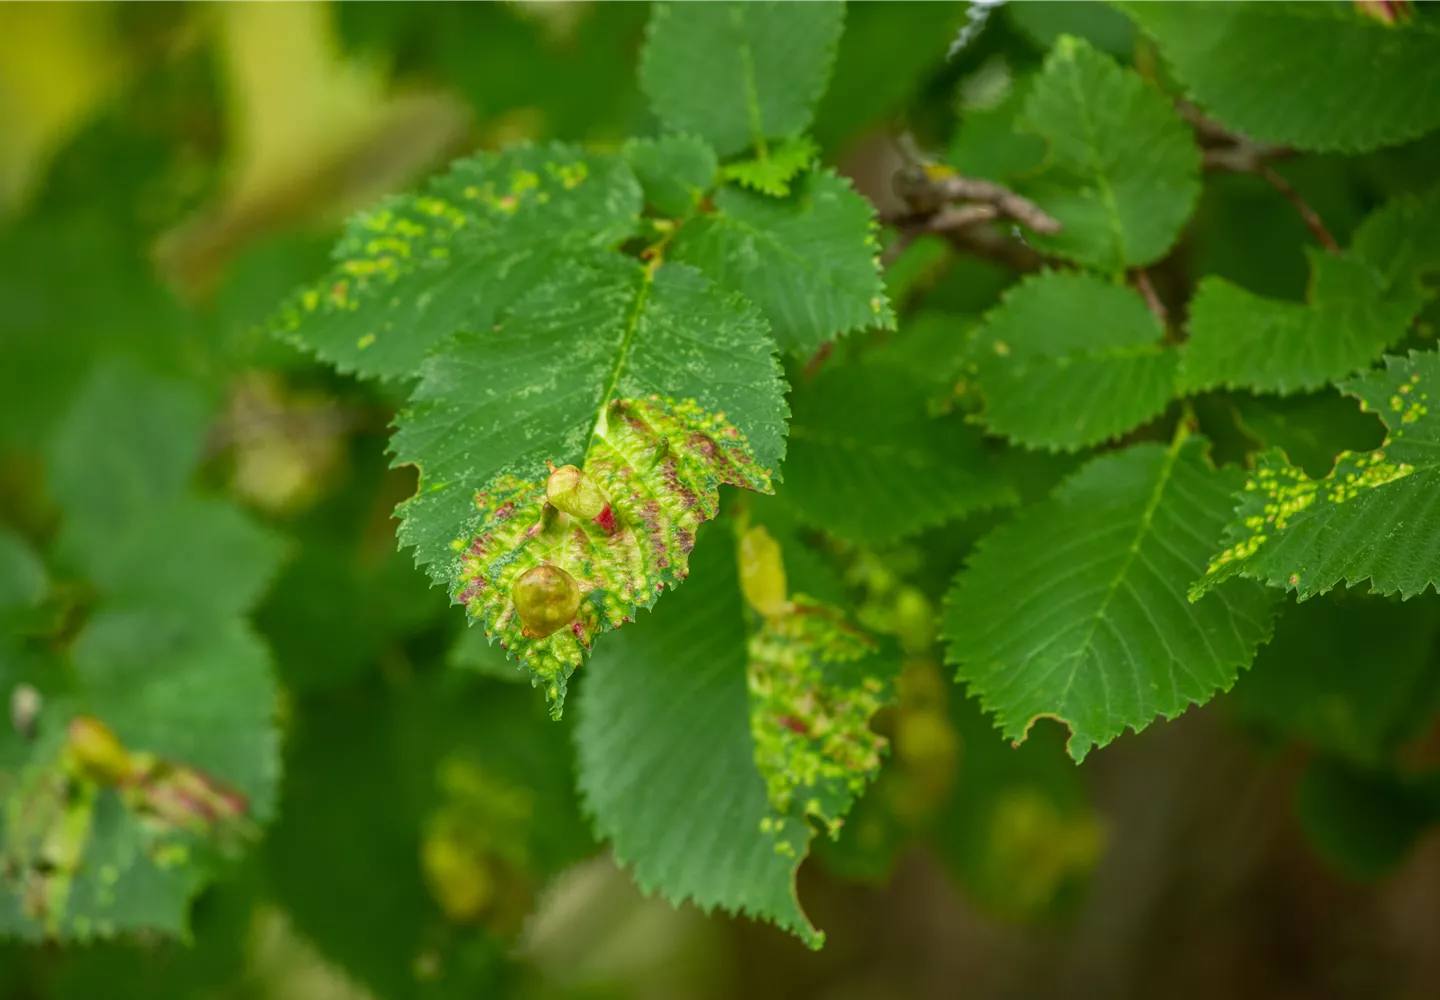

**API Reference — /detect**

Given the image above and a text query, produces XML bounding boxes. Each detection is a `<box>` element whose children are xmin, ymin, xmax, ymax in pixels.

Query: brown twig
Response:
<box><xmin>1187</xmin><ymin>108</ymin><xmax>1337</xmax><ymax>254</ymax></box>
<box><xmin>885</xmin><ymin>164</ymin><xmax>1058</xmax><ymax>274</ymax></box>
<box><xmin>1131</xmin><ymin>269</ymin><xmax>1168</xmax><ymax>327</ymax></box>
<box><xmin>1257</xmin><ymin>165</ymin><xmax>1340</xmax><ymax>254</ymax></box>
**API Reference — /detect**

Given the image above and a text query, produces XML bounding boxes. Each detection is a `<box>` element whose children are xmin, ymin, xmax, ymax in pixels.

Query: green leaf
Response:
<box><xmin>46</xmin><ymin>366</ymin><xmax>285</xmax><ymax>620</ymax></box>
<box><xmin>1179</xmin><ymin>191</ymin><xmax>1440</xmax><ymax>395</ymax></box>
<box><xmin>623</xmin><ymin>135</ymin><xmax>718</xmax><ymax>218</ymax></box>
<box><xmin>720</xmin><ymin>136</ymin><xmax>818</xmax><ymax>198</ymax></box>
<box><xmin>1232</xmin><ymin>591</ymin><xmax>1440</xmax><ymax>767</ymax></box>
<box><xmin>1195</xmin><ymin>350</ymin><xmax>1440</xmax><ymax>602</ymax></box>
<box><xmin>45</xmin><ymin>365</ymin><xmax>207</xmax><ymax>536</ymax></box>
<box><xmin>1006</xmin><ymin>1</ymin><xmax>1135</xmax><ymax>57</ymax></box>
<box><xmin>949</xmin><ymin>75</ymin><xmax>1047</xmax><ymax>186</ymax></box>
<box><xmin>944</xmin><ymin>433</ymin><xmax>1277</xmax><ymax>761</ymax></box>
<box><xmin>574</xmin><ymin>534</ymin><xmax>819</xmax><ymax>945</ymax></box>
<box><xmin>1017</xmin><ymin>36</ymin><xmax>1201</xmax><ymax>272</ymax></box>
<box><xmin>669</xmin><ymin>169</ymin><xmax>892</xmax><ymax>354</ymax></box>
<box><xmin>1121</xmin><ymin>2</ymin><xmax>1440</xmax><ymax>153</ymax></box>
<box><xmin>4</xmin><ymin>365</ymin><xmax>284</xmax><ymax>941</ymax></box>
<box><xmin>640</xmin><ymin>1</ymin><xmax>845</xmax><ymax>158</ymax></box>
<box><xmin>781</xmin><ymin>361</ymin><xmax>1016</xmax><ymax>543</ymax></box>
<box><xmin>575</xmin><ymin>526</ymin><xmax>893</xmax><ymax>948</ymax></box>
<box><xmin>270</xmin><ymin>143</ymin><xmax>643</xmax><ymax>380</ymax></box>
<box><xmin>392</xmin><ymin>255</ymin><xmax>787</xmax><ymax>712</ymax></box>
<box><xmin>970</xmin><ymin>270</ymin><xmax>1178</xmax><ymax>451</ymax></box>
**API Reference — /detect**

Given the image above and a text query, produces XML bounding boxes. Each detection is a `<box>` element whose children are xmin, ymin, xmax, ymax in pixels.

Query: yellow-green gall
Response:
<box><xmin>738</xmin><ymin>525</ymin><xmax>789</xmax><ymax>619</ymax></box>
<box><xmin>545</xmin><ymin>464</ymin><xmax>608</xmax><ymax>520</ymax></box>
<box><xmin>513</xmin><ymin>564</ymin><xmax>581</xmax><ymax>638</ymax></box>
<box><xmin>64</xmin><ymin>715</ymin><xmax>133</xmax><ymax>785</ymax></box>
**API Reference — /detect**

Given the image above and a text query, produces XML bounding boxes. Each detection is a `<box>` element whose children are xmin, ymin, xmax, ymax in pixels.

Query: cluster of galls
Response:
<box><xmin>511</xmin><ymin>463</ymin><xmax>617</xmax><ymax>639</ymax></box>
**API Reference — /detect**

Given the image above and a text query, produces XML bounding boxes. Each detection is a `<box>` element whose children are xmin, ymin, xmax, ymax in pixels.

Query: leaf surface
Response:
<box><xmin>944</xmin><ymin>434</ymin><xmax>1276</xmax><ymax>761</ymax></box>
<box><xmin>1123</xmin><ymin>1</ymin><xmax>1440</xmax><ymax>153</ymax></box>
<box><xmin>782</xmin><ymin>361</ymin><xmax>1015</xmax><ymax>543</ymax></box>
<box><xmin>1018</xmin><ymin>36</ymin><xmax>1200</xmax><ymax>272</ymax></box>
<box><xmin>970</xmin><ymin>270</ymin><xmax>1178</xmax><ymax>451</ymax></box>
<box><xmin>392</xmin><ymin>256</ymin><xmax>787</xmax><ymax>711</ymax></box>
<box><xmin>1180</xmin><ymin>191</ymin><xmax>1440</xmax><ymax>395</ymax></box>
<box><xmin>670</xmin><ymin>169</ymin><xmax>891</xmax><ymax>354</ymax></box>
<box><xmin>271</xmin><ymin>144</ymin><xmax>642</xmax><ymax>380</ymax></box>
<box><xmin>640</xmin><ymin>1</ymin><xmax>844</xmax><ymax>158</ymax></box>
<box><xmin>575</xmin><ymin>527</ymin><xmax>893</xmax><ymax>947</ymax></box>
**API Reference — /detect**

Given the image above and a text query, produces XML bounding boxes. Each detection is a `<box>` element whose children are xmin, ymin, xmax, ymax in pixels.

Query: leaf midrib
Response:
<box><xmin>1053</xmin><ymin>426</ymin><xmax>1189</xmax><ymax>714</ymax></box>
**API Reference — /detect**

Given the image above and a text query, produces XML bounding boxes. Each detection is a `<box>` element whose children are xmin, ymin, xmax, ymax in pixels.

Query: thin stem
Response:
<box><xmin>1258</xmin><ymin>165</ymin><xmax>1340</xmax><ymax>254</ymax></box>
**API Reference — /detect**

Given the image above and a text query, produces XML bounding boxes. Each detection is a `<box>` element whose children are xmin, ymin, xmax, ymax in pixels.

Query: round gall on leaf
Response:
<box><xmin>546</xmin><ymin>464</ymin><xmax>608</xmax><ymax>520</ymax></box>
<box><xmin>513</xmin><ymin>564</ymin><xmax>582</xmax><ymax>638</ymax></box>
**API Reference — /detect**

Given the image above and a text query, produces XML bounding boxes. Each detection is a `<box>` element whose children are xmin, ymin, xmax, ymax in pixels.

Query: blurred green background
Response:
<box><xmin>4</xmin><ymin>2</ymin><xmax>1440</xmax><ymax>998</ymax></box>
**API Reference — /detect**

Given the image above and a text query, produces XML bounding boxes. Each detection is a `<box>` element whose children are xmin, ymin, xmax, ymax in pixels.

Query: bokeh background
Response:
<box><xmin>4</xmin><ymin>2</ymin><xmax>1440</xmax><ymax>998</ymax></box>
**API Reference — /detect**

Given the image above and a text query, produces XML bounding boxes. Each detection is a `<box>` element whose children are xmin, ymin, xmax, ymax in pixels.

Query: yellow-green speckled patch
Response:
<box><xmin>748</xmin><ymin>597</ymin><xmax>889</xmax><ymax>857</ymax></box>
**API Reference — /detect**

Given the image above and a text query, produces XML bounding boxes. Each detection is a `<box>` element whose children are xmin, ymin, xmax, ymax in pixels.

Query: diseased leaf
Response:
<box><xmin>575</xmin><ymin>535</ymin><xmax>818</xmax><ymax>945</ymax></box>
<box><xmin>970</xmin><ymin>270</ymin><xmax>1177</xmax><ymax>451</ymax></box>
<box><xmin>944</xmin><ymin>433</ymin><xmax>1276</xmax><ymax>761</ymax></box>
<box><xmin>1</xmin><ymin>614</ymin><xmax>276</xmax><ymax>941</ymax></box>
<box><xmin>270</xmin><ymin>143</ymin><xmax>643</xmax><ymax>380</ymax></box>
<box><xmin>669</xmin><ymin>169</ymin><xmax>892</xmax><ymax>354</ymax></box>
<box><xmin>1018</xmin><ymin>36</ymin><xmax>1201</xmax><ymax>272</ymax></box>
<box><xmin>623</xmin><ymin>135</ymin><xmax>718</xmax><ymax>218</ymax></box>
<box><xmin>3</xmin><ymin>365</ymin><xmax>283</xmax><ymax>942</ymax></box>
<box><xmin>781</xmin><ymin>361</ymin><xmax>1016</xmax><ymax>543</ymax></box>
<box><xmin>640</xmin><ymin>1</ymin><xmax>844</xmax><ymax>158</ymax></box>
<box><xmin>1195</xmin><ymin>350</ymin><xmax>1440</xmax><ymax>603</ymax></box>
<box><xmin>1180</xmin><ymin>190</ymin><xmax>1440</xmax><ymax>395</ymax></box>
<box><xmin>1122</xmin><ymin>1</ymin><xmax>1440</xmax><ymax>153</ymax></box>
<box><xmin>392</xmin><ymin>255</ymin><xmax>787</xmax><ymax>712</ymax></box>
<box><xmin>575</xmin><ymin>526</ymin><xmax>893</xmax><ymax>948</ymax></box>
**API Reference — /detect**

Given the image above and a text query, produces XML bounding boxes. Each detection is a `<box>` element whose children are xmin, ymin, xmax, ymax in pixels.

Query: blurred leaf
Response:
<box><xmin>781</xmin><ymin>361</ymin><xmax>1015</xmax><ymax>543</ymax></box>
<box><xmin>1122</xmin><ymin>1</ymin><xmax>1440</xmax><ymax>153</ymax></box>
<box><xmin>1181</xmin><ymin>191</ymin><xmax>1440</xmax><ymax>396</ymax></box>
<box><xmin>935</xmin><ymin>695</ymin><xmax>1099</xmax><ymax>918</ymax></box>
<box><xmin>1233</xmin><ymin>391</ymin><xmax>1386</xmax><ymax>479</ymax></box>
<box><xmin>623</xmin><ymin>134</ymin><xmax>718</xmax><ymax>218</ymax></box>
<box><xmin>1017</xmin><ymin>36</ymin><xmax>1200</xmax><ymax>272</ymax></box>
<box><xmin>969</xmin><ymin>270</ymin><xmax>1178</xmax><ymax>451</ymax></box>
<box><xmin>1006</xmin><ymin>1</ymin><xmax>1135</xmax><ymax>58</ymax></box>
